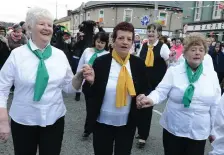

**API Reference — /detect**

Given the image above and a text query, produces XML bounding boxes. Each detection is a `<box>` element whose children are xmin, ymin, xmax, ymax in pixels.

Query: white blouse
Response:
<box><xmin>148</xmin><ymin>63</ymin><xmax>221</xmax><ymax>140</ymax></box>
<box><xmin>0</xmin><ymin>40</ymin><xmax>77</xmax><ymax>127</ymax></box>
<box><xmin>97</xmin><ymin>59</ymin><xmax>132</xmax><ymax>126</ymax></box>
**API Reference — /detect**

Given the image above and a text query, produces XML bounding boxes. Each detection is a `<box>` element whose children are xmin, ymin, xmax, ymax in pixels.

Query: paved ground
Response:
<box><xmin>0</xmin><ymin>94</ymin><xmax>212</xmax><ymax>155</ymax></box>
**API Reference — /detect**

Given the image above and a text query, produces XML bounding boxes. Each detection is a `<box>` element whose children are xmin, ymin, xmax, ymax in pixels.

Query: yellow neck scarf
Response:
<box><xmin>112</xmin><ymin>50</ymin><xmax>136</xmax><ymax>108</ymax></box>
<box><xmin>145</xmin><ymin>45</ymin><xmax>154</xmax><ymax>67</ymax></box>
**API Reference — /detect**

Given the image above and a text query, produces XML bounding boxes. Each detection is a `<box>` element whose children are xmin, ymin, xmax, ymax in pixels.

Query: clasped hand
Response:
<box><xmin>136</xmin><ymin>94</ymin><xmax>154</xmax><ymax>109</ymax></box>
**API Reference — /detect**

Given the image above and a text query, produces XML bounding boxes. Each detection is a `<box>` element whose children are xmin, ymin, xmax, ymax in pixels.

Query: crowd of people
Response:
<box><xmin>0</xmin><ymin>6</ymin><xmax>224</xmax><ymax>155</ymax></box>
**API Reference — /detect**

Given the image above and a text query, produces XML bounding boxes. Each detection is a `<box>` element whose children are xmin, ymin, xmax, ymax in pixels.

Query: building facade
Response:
<box><xmin>183</xmin><ymin>1</ymin><xmax>224</xmax><ymax>41</ymax></box>
<box><xmin>71</xmin><ymin>1</ymin><xmax>184</xmax><ymax>38</ymax></box>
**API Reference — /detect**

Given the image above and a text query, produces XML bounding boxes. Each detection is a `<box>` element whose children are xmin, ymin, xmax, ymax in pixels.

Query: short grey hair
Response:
<box><xmin>25</xmin><ymin>7</ymin><xmax>54</xmax><ymax>31</ymax></box>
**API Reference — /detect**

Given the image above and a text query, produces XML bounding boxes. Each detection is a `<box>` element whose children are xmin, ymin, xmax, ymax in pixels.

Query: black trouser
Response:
<box><xmin>163</xmin><ymin>129</ymin><xmax>206</xmax><ymax>155</ymax></box>
<box><xmin>11</xmin><ymin>116</ymin><xmax>65</xmax><ymax>155</ymax></box>
<box><xmin>217</xmin><ymin>72</ymin><xmax>224</xmax><ymax>94</ymax></box>
<box><xmin>83</xmin><ymin>92</ymin><xmax>91</xmax><ymax>134</ymax></box>
<box><xmin>136</xmin><ymin>106</ymin><xmax>153</xmax><ymax>140</ymax></box>
<box><xmin>93</xmin><ymin>122</ymin><xmax>136</xmax><ymax>155</ymax></box>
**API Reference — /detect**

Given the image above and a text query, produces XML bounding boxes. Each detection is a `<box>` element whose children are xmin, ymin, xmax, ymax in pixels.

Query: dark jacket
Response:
<box><xmin>0</xmin><ymin>40</ymin><xmax>10</xmax><ymax>70</ymax></box>
<box><xmin>55</xmin><ymin>38</ymin><xmax>73</xmax><ymax>67</ymax></box>
<box><xmin>72</xmin><ymin>39</ymin><xmax>85</xmax><ymax>58</ymax></box>
<box><xmin>211</xmin><ymin>51</ymin><xmax>224</xmax><ymax>73</ymax></box>
<box><xmin>84</xmin><ymin>53</ymin><xmax>150</xmax><ymax>132</ymax></box>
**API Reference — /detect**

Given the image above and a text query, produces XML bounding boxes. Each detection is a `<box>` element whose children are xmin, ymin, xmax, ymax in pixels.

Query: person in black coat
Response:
<box><xmin>84</xmin><ymin>22</ymin><xmax>150</xmax><ymax>155</ymax></box>
<box><xmin>54</xmin><ymin>28</ymin><xmax>73</xmax><ymax>67</ymax></box>
<box><xmin>0</xmin><ymin>25</ymin><xmax>10</xmax><ymax>70</ymax></box>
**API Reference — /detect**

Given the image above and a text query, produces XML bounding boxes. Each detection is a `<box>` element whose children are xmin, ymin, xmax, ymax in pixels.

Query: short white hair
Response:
<box><xmin>25</xmin><ymin>7</ymin><xmax>53</xmax><ymax>31</ymax></box>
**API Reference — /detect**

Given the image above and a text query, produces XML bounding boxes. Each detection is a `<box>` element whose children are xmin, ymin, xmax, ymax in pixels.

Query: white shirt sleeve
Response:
<box><xmin>62</xmin><ymin>56</ymin><xmax>77</xmax><ymax>94</ymax></box>
<box><xmin>76</xmin><ymin>48</ymin><xmax>88</xmax><ymax>72</ymax></box>
<box><xmin>148</xmin><ymin>66</ymin><xmax>173</xmax><ymax>105</ymax></box>
<box><xmin>209</xmin><ymin>94</ymin><xmax>224</xmax><ymax>155</ymax></box>
<box><xmin>210</xmin><ymin>72</ymin><xmax>222</xmax><ymax>134</ymax></box>
<box><xmin>204</xmin><ymin>54</ymin><xmax>214</xmax><ymax>70</ymax></box>
<box><xmin>0</xmin><ymin>52</ymin><xmax>16</xmax><ymax>108</ymax></box>
<box><xmin>160</xmin><ymin>44</ymin><xmax>171</xmax><ymax>61</ymax></box>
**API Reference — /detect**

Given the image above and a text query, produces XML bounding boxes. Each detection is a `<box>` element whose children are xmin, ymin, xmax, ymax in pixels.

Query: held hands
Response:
<box><xmin>82</xmin><ymin>64</ymin><xmax>94</xmax><ymax>85</ymax></box>
<box><xmin>209</xmin><ymin>135</ymin><xmax>216</xmax><ymax>143</ymax></box>
<box><xmin>0</xmin><ymin>120</ymin><xmax>10</xmax><ymax>143</ymax></box>
<box><xmin>136</xmin><ymin>94</ymin><xmax>154</xmax><ymax>109</ymax></box>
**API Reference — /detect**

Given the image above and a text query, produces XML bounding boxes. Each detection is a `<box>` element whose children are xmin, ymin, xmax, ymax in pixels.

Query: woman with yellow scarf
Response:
<box><xmin>137</xmin><ymin>23</ymin><xmax>171</xmax><ymax>148</ymax></box>
<box><xmin>84</xmin><ymin>22</ymin><xmax>149</xmax><ymax>155</ymax></box>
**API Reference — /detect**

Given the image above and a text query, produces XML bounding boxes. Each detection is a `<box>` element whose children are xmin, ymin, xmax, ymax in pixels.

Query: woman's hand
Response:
<box><xmin>82</xmin><ymin>64</ymin><xmax>94</xmax><ymax>85</ymax></box>
<box><xmin>0</xmin><ymin>120</ymin><xmax>10</xmax><ymax>142</ymax></box>
<box><xmin>136</xmin><ymin>94</ymin><xmax>154</xmax><ymax>109</ymax></box>
<box><xmin>209</xmin><ymin>135</ymin><xmax>216</xmax><ymax>143</ymax></box>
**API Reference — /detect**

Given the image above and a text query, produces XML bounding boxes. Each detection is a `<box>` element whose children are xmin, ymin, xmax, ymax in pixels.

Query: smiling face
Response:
<box><xmin>113</xmin><ymin>30</ymin><xmax>133</xmax><ymax>58</ymax></box>
<box><xmin>147</xmin><ymin>27</ymin><xmax>159</xmax><ymax>44</ymax></box>
<box><xmin>31</xmin><ymin>18</ymin><xmax>53</xmax><ymax>44</ymax></box>
<box><xmin>184</xmin><ymin>44</ymin><xmax>206</xmax><ymax>69</ymax></box>
<box><xmin>95</xmin><ymin>38</ymin><xmax>106</xmax><ymax>51</ymax></box>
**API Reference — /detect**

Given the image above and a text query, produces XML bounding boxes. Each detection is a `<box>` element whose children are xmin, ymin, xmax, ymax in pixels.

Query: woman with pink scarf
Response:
<box><xmin>7</xmin><ymin>24</ymin><xmax>27</xmax><ymax>51</ymax></box>
<box><xmin>170</xmin><ymin>38</ymin><xmax>183</xmax><ymax>60</ymax></box>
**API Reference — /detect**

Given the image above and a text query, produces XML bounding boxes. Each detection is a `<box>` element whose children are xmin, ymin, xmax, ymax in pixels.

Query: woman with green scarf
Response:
<box><xmin>76</xmin><ymin>31</ymin><xmax>109</xmax><ymax>138</ymax></box>
<box><xmin>136</xmin><ymin>33</ymin><xmax>221</xmax><ymax>155</ymax></box>
<box><xmin>0</xmin><ymin>7</ymin><xmax>94</xmax><ymax>155</ymax></box>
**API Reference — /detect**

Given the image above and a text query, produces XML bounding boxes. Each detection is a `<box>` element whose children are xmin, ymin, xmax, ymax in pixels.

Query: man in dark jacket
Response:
<box><xmin>0</xmin><ymin>25</ymin><xmax>10</xmax><ymax>70</ymax></box>
<box><xmin>55</xmin><ymin>27</ymin><xmax>73</xmax><ymax>67</ymax></box>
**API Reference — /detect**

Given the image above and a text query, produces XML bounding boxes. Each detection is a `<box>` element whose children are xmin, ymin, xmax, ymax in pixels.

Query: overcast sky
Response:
<box><xmin>0</xmin><ymin>0</ymin><xmax>89</xmax><ymax>23</ymax></box>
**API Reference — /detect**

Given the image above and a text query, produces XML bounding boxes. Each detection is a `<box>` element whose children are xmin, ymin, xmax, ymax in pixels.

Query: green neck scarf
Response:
<box><xmin>182</xmin><ymin>61</ymin><xmax>203</xmax><ymax>108</ymax></box>
<box><xmin>27</xmin><ymin>41</ymin><xmax>52</xmax><ymax>101</ymax></box>
<box><xmin>88</xmin><ymin>48</ymin><xmax>104</xmax><ymax>65</ymax></box>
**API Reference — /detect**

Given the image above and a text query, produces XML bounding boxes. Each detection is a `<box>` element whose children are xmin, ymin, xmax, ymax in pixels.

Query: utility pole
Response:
<box><xmin>56</xmin><ymin>0</ymin><xmax>58</xmax><ymax>19</ymax></box>
<box><xmin>154</xmin><ymin>1</ymin><xmax>159</xmax><ymax>22</ymax></box>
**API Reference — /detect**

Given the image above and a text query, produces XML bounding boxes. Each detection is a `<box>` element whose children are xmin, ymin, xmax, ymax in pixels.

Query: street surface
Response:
<box><xmin>0</xmin><ymin>94</ymin><xmax>212</xmax><ymax>155</ymax></box>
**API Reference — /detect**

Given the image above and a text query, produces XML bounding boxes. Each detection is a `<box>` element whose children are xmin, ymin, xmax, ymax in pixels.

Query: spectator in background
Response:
<box><xmin>170</xmin><ymin>38</ymin><xmax>184</xmax><ymax>60</ymax></box>
<box><xmin>134</xmin><ymin>34</ymin><xmax>141</xmax><ymax>55</ymax></box>
<box><xmin>210</xmin><ymin>42</ymin><xmax>224</xmax><ymax>87</ymax></box>
<box><xmin>160</xmin><ymin>35</ymin><xmax>171</xmax><ymax>49</ymax></box>
<box><xmin>19</xmin><ymin>21</ymin><xmax>26</xmax><ymax>35</ymax></box>
<box><xmin>207</xmin><ymin>37</ymin><xmax>214</xmax><ymax>55</ymax></box>
<box><xmin>7</xmin><ymin>24</ymin><xmax>27</xmax><ymax>51</ymax></box>
<box><xmin>72</xmin><ymin>31</ymin><xmax>86</xmax><ymax>101</ymax></box>
<box><xmin>171</xmin><ymin>38</ymin><xmax>176</xmax><ymax>47</ymax></box>
<box><xmin>0</xmin><ymin>25</ymin><xmax>10</xmax><ymax>70</ymax></box>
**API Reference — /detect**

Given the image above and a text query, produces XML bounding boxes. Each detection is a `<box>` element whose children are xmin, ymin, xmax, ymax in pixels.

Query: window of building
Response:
<box><xmin>158</xmin><ymin>11</ymin><xmax>168</xmax><ymax>26</ymax></box>
<box><xmin>80</xmin><ymin>14</ymin><xmax>83</xmax><ymax>24</ymax></box>
<box><xmin>74</xmin><ymin>15</ymin><xmax>78</xmax><ymax>25</ymax></box>
<box><xmin>213</xmin><ymin>1</ymin><xmax>221</xmax><ymax>19</ymax></box>
<box><xmin>123</xmin><ymin>9</ymin><xmax>133</xmax><ymax>23</ymax></box>
<box><xmin>194</xmin><ymin>1</ymin><xmax>203</xmax><ymax>21</ymax></box>
<box><xmin>98</xmin><ymin>9</ymin><xmax>104</xmax><ymax>23</ymax></box>
<box><xmin>86</xmin><ymin>12</ymin><xmax>91</xmax><ymax>20</ymax></box>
